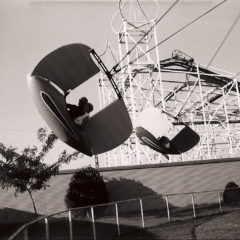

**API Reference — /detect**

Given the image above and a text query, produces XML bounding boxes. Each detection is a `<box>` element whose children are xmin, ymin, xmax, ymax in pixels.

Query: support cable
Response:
<box><xmin>111</xmin><ymin>0</ymin><xmax>179</xmax><ymax>74</ymax></box>
<box><xmin>118</xmin><ymin>0</ymin><xmax>159</xmax><ymax>34</ymax></box>
<box><xmin>113</xmin><ymin>0</ymin><xmax>227</xmax><ymax>75</ymax></box>
<box><xmin>118</xmin><ymin>0</ymin><xmax>146</xmax><ymax>35</ymax></box>
<box><xmin>136</xmin><ymin>0</ymin><xmax>149</xmax><ymax>23</ymax></box>
<box><xmin>207</xmin><ymin>12</ymin><xmax>240</xmax><ymax>67</ymax></box>
<box><xmin>189</xmin><ymin>12</ymin><xmax>240</xmax><ymax>113</ymax></box>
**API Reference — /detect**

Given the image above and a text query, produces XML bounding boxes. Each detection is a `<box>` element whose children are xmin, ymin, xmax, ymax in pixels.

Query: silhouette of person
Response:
<box><xmin>67</xmin><ymin>97</ymin><xmax>93</xmax><ymax>129</ymax></box>
<box><xmin>74</xmin><ymin>102</ymin><xmax>93</xmax><ymax>129</ymax></box>
<box><xmin>67</xmin><ymin>97</ymin><xmax>88</xmax><ymax>119</ymax></box>
<box><xmin>157</xmin><ymin>136</ymin><xmax>171</xmax><ymax>149</ymax></box>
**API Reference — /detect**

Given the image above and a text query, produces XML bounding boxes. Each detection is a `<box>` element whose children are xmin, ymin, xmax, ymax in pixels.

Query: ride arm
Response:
<box><xmin>89</xmin><ymin>49</ymin><xmax>122</xmax><ymax>100</ymax></box>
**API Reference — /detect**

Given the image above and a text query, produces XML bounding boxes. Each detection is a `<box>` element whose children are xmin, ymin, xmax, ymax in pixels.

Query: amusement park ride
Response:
<box><xmin>28</xmin><ymin>0</ymin><xmax>240</xmax><ymax>168</ymax></box>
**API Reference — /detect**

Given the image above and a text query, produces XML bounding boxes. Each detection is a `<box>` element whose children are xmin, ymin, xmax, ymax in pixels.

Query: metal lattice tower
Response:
<box><xmin>98</xmin><ymin>1</ymin><xmax>240</xmax><ymax>167</ymax></box>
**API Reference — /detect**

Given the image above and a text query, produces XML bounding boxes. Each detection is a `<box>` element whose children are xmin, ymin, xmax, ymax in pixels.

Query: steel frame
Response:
<box><xmin>97</xmin><ymin>5</ymin><xmax>240</xmax><ymax>167</ymax></box>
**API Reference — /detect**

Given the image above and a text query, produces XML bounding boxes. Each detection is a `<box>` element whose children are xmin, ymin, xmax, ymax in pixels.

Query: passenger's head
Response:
<box><xmin>161</xmin><ymin>136</ymin><xmax>170</xmax><ymax>149</ymax></box>
<box><xmin>78</xmin><ymin>97</ymin><xmax>88</xmax><ymax>106</ymax></box>
<box><xmin>84</xmin><ymin>103</ymin><xmax>94</xmax><ymax>113</ymax></box>
<box><xmin>159</xmin><ymin>136</ymin><xmax>170</xmax><ymax>149</ymax></box>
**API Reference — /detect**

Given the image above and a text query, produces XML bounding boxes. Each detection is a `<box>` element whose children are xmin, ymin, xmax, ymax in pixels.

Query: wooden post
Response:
<box><xmin>69</xmin><ymin>210</ymin><xmax>73</xmax><ymax>240</ymax></box>
<box><xmin>218</xmin><ymin>190</ymin><xmax>223</xmax><ymax>214</ymax></box>
<box><xmin>140</xmin><ymin>198</ymin><xmax>145</xmax><ymax>228</ymax></box>
<box><xmin>23</xmin><ymin>228</ymin><xmax>28</xmax><ymax>240</ymax></box>
<box><xmin>91</xmin><ymin>207</ymin><xmax>96</xmax><ymax>240</ymax></box>
<box><xmin>165</xmin><ymin>196</ymin><xmax>171</xmax><ymax>222</ymax></box>
<box><xmin>191</xmin><ymin>193</ymin><xmax>196</xmax><ymax>218</ymax></box>
<box><xmin>45</xmin><ymin>218</ymin><xmax>49</xmax><ymax>240</ymax></box>
<box><xmin>115</xmin><ymin>203</ymin><xmax>120</xmax><ymax>236</ymax></box>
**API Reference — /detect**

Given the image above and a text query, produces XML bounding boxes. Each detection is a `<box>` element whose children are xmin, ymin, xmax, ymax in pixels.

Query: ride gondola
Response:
<box><xmin>27</xmin><ymin>43</ymin><xmax>132</xmax><ymax>156</ymax></box>
<box><xmin>135</xmin><ymin>108</ymin><xmax>200</xmax><ymax>158</ymax></box>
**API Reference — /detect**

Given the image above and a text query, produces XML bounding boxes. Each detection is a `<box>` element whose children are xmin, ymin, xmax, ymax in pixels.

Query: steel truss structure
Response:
<box><xmin>97</xmin><ymin>2</ymin><xmax>240</xmax><ymax>167</ymax></box>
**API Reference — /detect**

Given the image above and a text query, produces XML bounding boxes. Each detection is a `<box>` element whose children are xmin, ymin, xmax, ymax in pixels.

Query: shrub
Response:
<box><xmin>65</xmin><ymin>166</ymin><xmax>109</xmax><ymax>217</ymax></box>
<box><xmin>223</xmin><ymin>181</ymin><xmax>240</xmax><ymax>205</ymax></box>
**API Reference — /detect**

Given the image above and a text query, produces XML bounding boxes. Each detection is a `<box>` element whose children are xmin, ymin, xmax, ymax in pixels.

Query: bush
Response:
<box><xmin>223</xmin><ymin>181</ymin><xmax>240</xmax><ymax>205</ymax></box>
<box><xmin>65</xmin><ymin>167</ymin><xmax>109</xmax><ymax>217</ymax></box>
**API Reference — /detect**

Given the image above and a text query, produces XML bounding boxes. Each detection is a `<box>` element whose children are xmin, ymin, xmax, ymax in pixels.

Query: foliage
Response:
<box><xmin>223</xmin><ymin>181</ymin><xmax>240</xmax><ymax>205</ymax></box>
<box><xmin>0</xmin><ymin>127</ymin><xmax>81</xmax><ymax>216</ymax></box>
<box><xmin>65</xmin><ymin>167</ymin><xmax>109</xmax><ymax>216</ymax></box>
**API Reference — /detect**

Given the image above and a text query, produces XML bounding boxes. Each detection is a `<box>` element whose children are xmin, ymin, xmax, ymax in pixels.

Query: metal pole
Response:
<box><xmin>115</xmin><ymin>203</ymin><xmax>120</xmax><ymax>236</ymax></box>
<box><xmin>165</xmin><ymin>196</ymin><xmax>171</xmax><ymax>222</ymax></box>
<box><xmin>23</xmin><ymin>228</ymin><xmax>28</xmax><ymax>240</ymax></box>
<box><xmin>218</xmin><ymin>190</ymin><xmax>223</xmax><ymax>214</ymax></box>
<box><xmin>45</xmin><ymin>218</ymin><xmax>49</xmax><ymax>240</ymax></box>
<box><xmin>191</xmin><ymin>193</ymin><xmax>196</xmax><ymax>218</ymax></box>
<box><xmin>95</xmin><ymin>155</ymin><xmax>99</xmax><ymax>168</ymax></box>
<box><xmin>139</xmin><ymin>198</ymin><xmax>145</xmax><ymax>228</ymax></box>
<box><xmin>69</xmin><ymin>210</ymin><xmax>73</xmax><ymax>240</ymax></box>
<box><xmin>91</xmin><ymin>207</ymin><xmax>96</xmax><ymax>240</ymax></box>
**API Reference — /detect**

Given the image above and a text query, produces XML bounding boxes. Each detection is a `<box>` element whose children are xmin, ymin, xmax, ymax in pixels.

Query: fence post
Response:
<box><xmin>139</xmin><ymin>198</ymin><xmax>145</xmax><ymax>228</ymax></box>
<box><xmin>45</xmin><ymin>218</ymin><xmax>49</xmax><ymax>240</ymax></box>
<box><xmin>91</xmin><ymin>206</ymin><xmax>96</xmax><ymax>240</ymax></box>
<box><xmin>191</xmin><ymin>193</ymin><xmax>196</xmax><ymax>218</ymax></box>
<box><xmin>69</xmin><ymin>210</ymin><xmax>73</xmax><ymax>240</ymax></box>
<box><xmin>218</xmin><ymin>190</ymin><xmax>223</xmax><ymax>214</ymax></box>
<box><xmin>115</xmin><ymin>203</ymin><xmax>120</xmax><ymax>236</ymax></box>
<box><xmin>23</xmin><ymin>228</ymin><xmax>28</xmax><ymax>240</ymax></box>
<box><xmin>165</xmin><ymin>195</ymin><xmax>171</xmax><ymax>222</ymax></box>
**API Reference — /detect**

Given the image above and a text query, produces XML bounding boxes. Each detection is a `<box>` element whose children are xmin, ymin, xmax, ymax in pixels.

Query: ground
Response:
<box><xmin>3</xmin><ymin>208</ymin><xmax>240</xmax><ymax>240</ymax></box>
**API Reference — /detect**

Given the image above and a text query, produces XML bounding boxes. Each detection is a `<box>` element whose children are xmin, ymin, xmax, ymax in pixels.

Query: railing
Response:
<box><xmin>8</xmin><ymin>187</ymin><xmax>240</xmax><ymax>240</ymax></box>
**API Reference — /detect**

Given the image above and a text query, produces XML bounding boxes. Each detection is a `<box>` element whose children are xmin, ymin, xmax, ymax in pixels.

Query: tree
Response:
<box><xmin>65</xmin><ymin>167</ymin><xmax>109</xmax><ymax>216</ymax></box>
<box><xmin>0</xmin><ymin>128</ymin><xmax>81</xmax><ymax>217</ymax></box>
<box><xmin>223</xmin><ymin>181</ymin><xmax>240</xmax><ymax>205</ymax></box>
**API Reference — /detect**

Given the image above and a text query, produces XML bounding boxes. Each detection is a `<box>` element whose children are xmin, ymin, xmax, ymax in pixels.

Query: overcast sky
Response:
<box><xmin>0</xmin><ymin>0</ymin><xmax>239</xmax><ymax>169</ymax></box>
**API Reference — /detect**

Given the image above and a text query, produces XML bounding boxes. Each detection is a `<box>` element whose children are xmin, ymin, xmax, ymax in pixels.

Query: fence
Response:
<box><xmin>8</xmin><ymin>187</ymin><xmax>240</xmax><ymax>240</ymax></box>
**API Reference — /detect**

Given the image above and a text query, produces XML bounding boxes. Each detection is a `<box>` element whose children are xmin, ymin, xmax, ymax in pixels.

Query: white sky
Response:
<box><xmin>0</xmin><ymin>0</ymin><xmax>239</xmax><ymax>169</ymax></box>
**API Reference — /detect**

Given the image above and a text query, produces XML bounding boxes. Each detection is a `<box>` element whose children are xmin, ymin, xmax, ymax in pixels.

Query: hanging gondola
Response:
<box><xmin>27</xmin><ymin>43</ymin><xmax>132</xmax><ymax>156</ymax></box>
<box><xmin>135</xmin><ymin>108</ymin><xmax>200</xmax><ymax>158</ymax></box>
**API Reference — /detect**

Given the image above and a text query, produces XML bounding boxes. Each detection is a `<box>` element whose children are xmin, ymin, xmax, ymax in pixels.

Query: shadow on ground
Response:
<box><xmin>0</xmin><ymin>207</ymin><xmax>36</xmax><ymax>224</ymax></box>
<box><xmin>4</xmin><ymin>209</ymin><xmax>240</xmax><ymax>240</ymax></box>
<box><xmin>7</xmin><ymin>219</ymin><xmax>158</xmax><ymax>240</ymax></box>
<box><xmin>0</xmin><ymin>208</ymin><xmax>38</xmax><ymax>240</ymax></box>
<box><xmin>105</xmin><ymin>178</ymin><xmax>172</xmax><ymax>217</ymax></box>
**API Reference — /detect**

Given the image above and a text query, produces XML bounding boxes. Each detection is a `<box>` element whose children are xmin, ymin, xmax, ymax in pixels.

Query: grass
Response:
<box><xmin>138</xmin><ymin>209</ymin><xmax>240</xmax><ymax>239</ymax></box>
<box><xmin>195</xmin><ymin>211</ymin><xmax>240</xmax><ymax>239</ymax></box>
<box><xmin>3</xmin><ymin>206</ymin><xmax>240</xmax><ymax>240</ymax></box>
<box><xmin>0</xmin><ymin>223</ymin><xmax>23</xmax><ymax>240</ymax></box>
<box><xmin>146</xmin><ymin>214</ymin><xmax>220</xmax><ymax>239</ymax></box>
